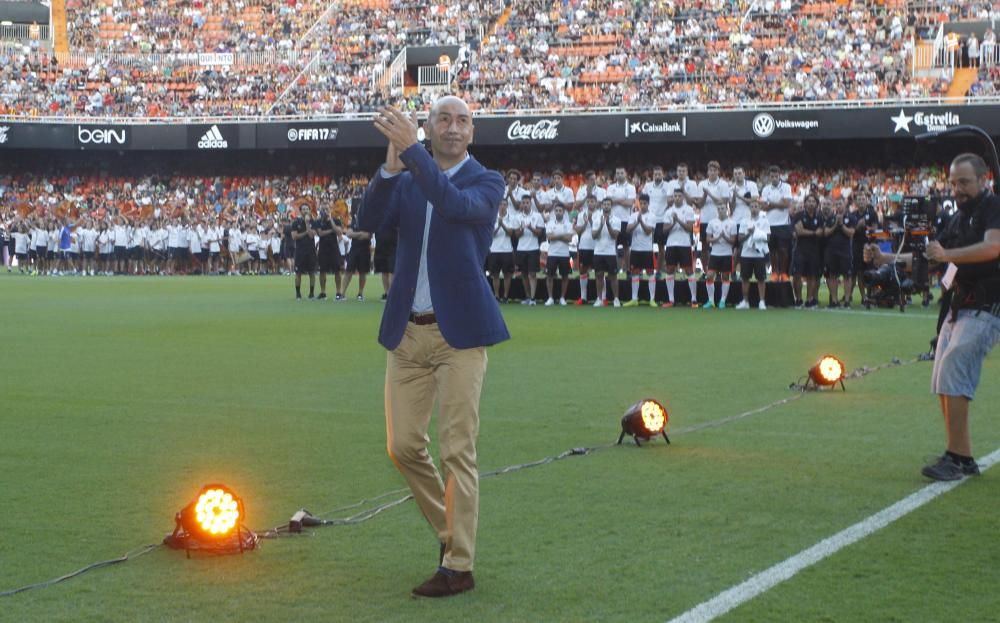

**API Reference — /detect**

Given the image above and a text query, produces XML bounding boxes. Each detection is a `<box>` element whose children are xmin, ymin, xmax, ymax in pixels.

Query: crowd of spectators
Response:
<box><xmin>0</xmin><ymin>48</ymin><xmax>302</xmax><ymax>116</ymax></box>
<box><xmin>2</xmin><ymin>0</ymin><xmax>998</xmax><ymax>118</ymax></box>
<box><xmin>452</xmin><ymin>0</ymin><xmax>954</xmax><ymax>110</ymax></box>
<box><xmin>65</xmin><ymin>0</ymin><xmax>328</xmax><ymax>55</ymax></box>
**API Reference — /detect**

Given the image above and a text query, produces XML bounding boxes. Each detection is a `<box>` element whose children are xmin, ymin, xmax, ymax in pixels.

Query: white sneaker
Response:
<box><xmin>528</xmin><ymin>299</ymin><xmax>536</xmax><ymax>306</ymax></box>
<box><xmin>544</xmin><ymin>298</ymin><xmax>555</xmax><ymax>306</ymax></box>
<box><xmin>559</xmin><ymin>298</ymin><xmax>567</xmax><ymax>306</ymax></box>
<box><xmin>593</xmin><ymin>299</ymin><xmax>604</xmax><ymax>307</ymax></box>
<box><xmin>521</xmin><ymin>299</ymin><xmax>531</xmax><ymax>305</ymax></box>
<box><xmin>758</xmin><ymin>301</ymin><xmax>767</xmax><ymax>310</ymax></box>
<box><xmin>735</xmin><ymin>300</ymin><xmax>749</xmax><ymax>310</ymax></box>
<box><xmin>613</xmin><ymin>298</ymin><xmax>622</xmax><ymax>308</ymax></box>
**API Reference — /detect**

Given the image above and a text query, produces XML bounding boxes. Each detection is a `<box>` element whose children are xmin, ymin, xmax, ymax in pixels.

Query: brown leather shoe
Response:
<box><xmin>411</xmin><ymin>569</ymin><xmax>475</xmax><ymax>598</ymax></box>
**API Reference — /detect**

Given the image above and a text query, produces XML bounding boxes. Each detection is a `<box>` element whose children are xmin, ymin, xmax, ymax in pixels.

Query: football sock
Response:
<box><xmin>666</xmin><ymin>276</ymin><xmax>675</xmax><ymax>302</ymax></box>
<box><xmin>721</xmin><ymin>281</ymin><xmax>730</xmax><ymax>302</ymax></box>
<box><xmin>707</xmin><ymin>282</ymin><xmax>715</xmax><ymax>303</ymax></box>
<box><xmin>631</xmin><ymin>276</ymin><xmax>640</xmax><ymax>300</ymax></box>
<box><xmin>579</xmin><ymin>276</ymin><xmax>588</xmax><ymax>300</ymax></box>
<box><xmin>946</xmin><ymin>450</ymin><xmax>975</xmax><ymax>465</ymax></box>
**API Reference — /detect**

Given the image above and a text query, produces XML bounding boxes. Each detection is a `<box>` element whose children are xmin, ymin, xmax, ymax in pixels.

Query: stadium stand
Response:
<box><xmin>0</xmin><ymin>0</ymin><xmax>998</xmax><ymax>117</ymax></box>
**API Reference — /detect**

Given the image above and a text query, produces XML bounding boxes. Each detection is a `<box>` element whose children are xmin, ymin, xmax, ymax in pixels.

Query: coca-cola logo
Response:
<box><xmin>506</xmin><ymin>119</ymin><xmax>560</xmax><ymax>141</ymax></box>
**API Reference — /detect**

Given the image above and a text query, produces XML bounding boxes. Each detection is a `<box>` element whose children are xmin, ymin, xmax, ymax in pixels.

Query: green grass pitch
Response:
<box><xmin>1</xmin><ymin>274</ymin><xmax>998</xmax><ymax>622</ymax></box>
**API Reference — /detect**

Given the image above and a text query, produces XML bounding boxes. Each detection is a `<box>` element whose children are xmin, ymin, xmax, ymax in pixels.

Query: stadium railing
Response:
<box><xmin>0</xmin><ymin>22</ymin><xmax>49</xmax><ymax>43</ymax></box>
<box><xmin>60</xmin><ymin>49</ymin><xmax>308</xmax><ymax>69</ymax></box>
<box><xmin>1</xmin><ymin>95</ymin><xmax>997</xmax><ymax>125</ymax></box>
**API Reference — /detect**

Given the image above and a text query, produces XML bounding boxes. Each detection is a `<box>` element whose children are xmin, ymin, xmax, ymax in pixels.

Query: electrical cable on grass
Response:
<box><xmin>0</xmin><ymin>544</ymin><xmax>160</xmax><ymax>598</ymax></box>
<box><xmin>0</xmin><ymin>353</ymin><xmax>927</xmax><ymax>598</ymax></box>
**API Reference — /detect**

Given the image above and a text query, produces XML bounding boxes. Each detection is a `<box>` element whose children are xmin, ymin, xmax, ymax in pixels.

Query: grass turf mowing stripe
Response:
<box><xmin>667</xmin><ymin>447</ymin><xmax>1000</xmax><ymax>623</ymax></box>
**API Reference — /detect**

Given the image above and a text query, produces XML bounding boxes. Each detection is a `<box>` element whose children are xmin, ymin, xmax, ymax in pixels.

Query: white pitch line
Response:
<box><xmin>668</xmin><ymin>447</ymin><xmax>1000</xmax><ymax>623</ymax></box>
<box><xmin>814</xmin><ymin>308</ymin><xmax>935</xmax><ymax>320</ymax></box>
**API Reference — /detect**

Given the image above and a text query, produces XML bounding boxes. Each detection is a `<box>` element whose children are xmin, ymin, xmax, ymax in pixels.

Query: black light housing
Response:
<box><xmin>164</xmin><ymin>484</ymin><xmax>257</xmax><ymax>556</ymax></box>
<box><xmin>617</xmin><ymin>399</ymin><xmax>670</xmax><ymax>446</ymax></box>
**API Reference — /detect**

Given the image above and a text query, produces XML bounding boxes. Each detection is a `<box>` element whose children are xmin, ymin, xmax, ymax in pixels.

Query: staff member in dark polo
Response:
<box><xmin>866</xmin><ymin>153</ymin><xmax>1000</xmax><ymax>481</ymax></box>
<box><xmin>291</xmin><ymin>205</ymin><xmax>318</xmax><ymax>299</ymax></box>
<box><xmin>359</xmin><ymin>97</ymin><xmax>508</xmax><ymax>598</ymax></box>
<box><xmin>822</xmin><ymin>197</ymin><xmax>857</xmax><ymax>308</ymax></box>
<box><xmin>315</xmin><ymin>207</ymin><xmax>342</xmax><ymax>301</ymax></box>
<box><xmin>792</xmin><ymin>193</ymin><xmax>824</xmax><ymax>308</ymax></box>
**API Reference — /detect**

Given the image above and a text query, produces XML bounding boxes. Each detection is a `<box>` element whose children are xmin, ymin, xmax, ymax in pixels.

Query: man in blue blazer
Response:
<box><xmin>358</xmin><ymin>97</ymin><xmax>508</xmax><ymax>598</ymax></box>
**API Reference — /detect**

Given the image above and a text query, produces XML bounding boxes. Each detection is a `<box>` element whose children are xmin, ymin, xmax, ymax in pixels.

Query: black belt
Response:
<box><xmin>408</xmin><ymin>312</ymin><xmax>437</xmax><ymax>325</ymax></box>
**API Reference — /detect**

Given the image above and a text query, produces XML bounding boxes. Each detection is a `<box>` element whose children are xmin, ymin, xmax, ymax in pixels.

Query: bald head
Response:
<box><xmin>430</xmin><ymin>95</ymin><xmax>471</xmax><ymax>120</ymax></box>
<box><xmin>426</xmin><ymin>95</ymin><xmax>474</xmax><ymax>168</ymax></box>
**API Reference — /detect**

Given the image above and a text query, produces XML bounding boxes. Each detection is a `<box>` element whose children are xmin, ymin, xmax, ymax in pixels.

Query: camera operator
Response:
<box><xmin>865</xmin><ymin>153</ymin><xmax>1000</xmax><ymax>481</ymax></box>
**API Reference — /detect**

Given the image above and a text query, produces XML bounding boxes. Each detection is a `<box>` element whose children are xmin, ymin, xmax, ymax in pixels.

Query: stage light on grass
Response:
<box><xmin>807</xmin><ymin>355</ymin><xmax>846</xmax><ymax>391</ymax></box>
<box><xmin>193</xmin><ymin>487</ymin><xmax>241</xmax><ymax>536</ymax></box>
<box><xmin>164</xmin><ymin>484</ymin><xmax>257</xmax><ymax>556</ymax></box>
<box><xmin>617</xmin><ymin>399</ymin><xmax>671</xmax><ymax>447</ymax></box>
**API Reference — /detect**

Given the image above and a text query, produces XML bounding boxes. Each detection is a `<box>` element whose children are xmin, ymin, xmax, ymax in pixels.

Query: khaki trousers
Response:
<box><xmin>385</xmin><ymin>321</ymin><xmax>487</xmax><ymax>572</ymax></box>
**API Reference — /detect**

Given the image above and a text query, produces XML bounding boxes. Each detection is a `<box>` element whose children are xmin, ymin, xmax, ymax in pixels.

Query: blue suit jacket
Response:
<box><xmin>358</xmin><ymin>144</ymin><xmax>510</xmax><ymax>350</ymax></box>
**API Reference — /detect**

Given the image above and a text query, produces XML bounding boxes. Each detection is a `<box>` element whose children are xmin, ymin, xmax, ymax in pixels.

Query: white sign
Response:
<box><xmin>0</xmin><ymin>126</ymin><xmax>8</xmax><ymax>144</ymax></box>
<box><xmin>752</xmin><ymin>113</ymin><xmax>775</xmax><ymax>138</ymax></box>
<box><xmin>890</xmin><ymin>109</ymin><xmax>960</xmax><ymax>134</ymax></box>
<box><xmin>77</xmin><ymin>126</ymin><xmax>127</xmax><ymax>145</ymax></box>
<box><xmin>507</xmin><ymin>119</ymin><xmax>560</xmax><ymax>141</ymax></box>
<box><xmin>198</xmin><ymin>125</ymin><xmax>229</xmax><ymax>149</ymax></box>
<box><xmin>199</xmin><ymin>53</ymin><xmax>234</xmax><ymax>67</ymax></box>
<box><xmin>753</xmin><ymin>113</ymin><xmax>819</xmax><ymax>138</ymax></box>
<box><xmin>287</xmin><ymin>127</ymin><xmax>338</xmax><ymax>142</ymax></box>
<box><xmin>625</xmin><ymin>117</ymin><xmax>686</xmax><ymax>138</ymax></box>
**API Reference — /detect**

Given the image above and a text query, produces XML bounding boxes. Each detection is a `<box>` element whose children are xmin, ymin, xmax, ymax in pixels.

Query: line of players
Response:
<box><xmin>487</xmin><ymin>163</ymin><xmax>876</xmax><ymax>309</ymax></box>
<box><xmin>4</xmin><ymin>209</ymin><xmax>395</xmax><ymax>302</ymax></box>
<box><xmin>6</xmin><ymin>214</ymin><xmax>288</xmax><ymax>277</ymax></box>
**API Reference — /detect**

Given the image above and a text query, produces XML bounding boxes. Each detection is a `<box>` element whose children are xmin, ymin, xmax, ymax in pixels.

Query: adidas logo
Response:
<box><xmin>197</xmin><ymin>125</ymin><xmax>229</xmax><ymax>149</ymax></box>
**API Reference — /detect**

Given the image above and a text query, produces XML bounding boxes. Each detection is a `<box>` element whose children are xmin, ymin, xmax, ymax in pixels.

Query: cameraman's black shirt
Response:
<box><xmin>943</xmin><ymin>192</ymin><xmax>1000</xmax><ymax>296</ymax></box>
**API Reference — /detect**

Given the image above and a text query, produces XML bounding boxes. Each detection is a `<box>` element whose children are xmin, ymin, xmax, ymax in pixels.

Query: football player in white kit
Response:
<box><xmin>697</xmin><ymin>161</ymin><xmax>731</xmax><ymax>278</ymax></box>
<box><xmin>622</xmin><ymin>194</ymin><xmax>658</xmax><ymax>306</ymax></box>
<box><xmin>661</xmin><ymin>188</ymin><xmax>698</xmax><ymax>308</ymax></box>
<box><xmin>606</xmin><ymin>167</ymin><xmax>637</xmax><ymax>275</ymax></box>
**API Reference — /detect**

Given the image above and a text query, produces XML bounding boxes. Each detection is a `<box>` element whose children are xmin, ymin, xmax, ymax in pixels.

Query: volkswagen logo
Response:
<box><xmin>752</xmin><ymin>113</ymin><xmax>775</xmax><ymax>138</ymax></box>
